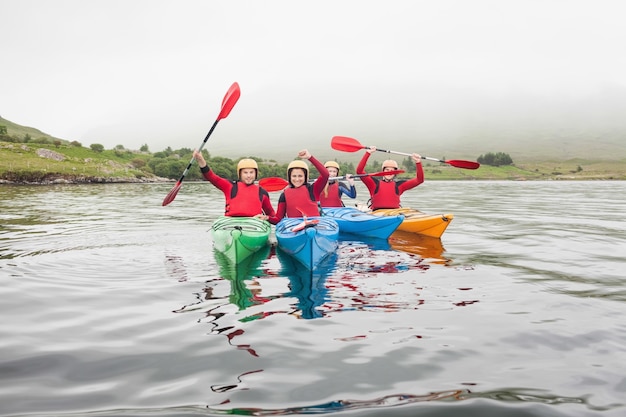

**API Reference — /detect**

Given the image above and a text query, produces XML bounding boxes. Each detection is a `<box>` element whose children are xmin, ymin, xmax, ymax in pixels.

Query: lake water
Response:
<box><xmin>0</xmin><ymin>180</ymin><xmax>624</xmax><ymax>417</ymax></box>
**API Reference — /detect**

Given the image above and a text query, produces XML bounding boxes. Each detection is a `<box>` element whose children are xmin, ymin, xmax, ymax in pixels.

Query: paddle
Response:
<box><xmin>258</xmin><ymin>177</ymin><xmax>290</xmax><ymax>192</ymax></box>
<box><xmin>161</xmin><ymin>82</ymin><xmax>241</xmax><ymax>206</ymax></box>
<box><xmin>291</xmin><ymin>219</ymin><xmax>320</xmax><ymax>232</ymax></box>
<box><xmin>291</xmin><ymin>208</ymin><xmax>320</xmax><ymax>232</ymax></box>
<box><xmin>258</xmin><ymin>169</ymin><xmax>406</xmax><ymax>192</ymax></box>
<box><xmin>330</xmin><ymin>169</ymin><xmax>404</xmax><ymax>180</ymax></box>
<box><xmin>331</xmin><ymin>136</ymin><xmax>481</xmax><ymax>170</ymax></box>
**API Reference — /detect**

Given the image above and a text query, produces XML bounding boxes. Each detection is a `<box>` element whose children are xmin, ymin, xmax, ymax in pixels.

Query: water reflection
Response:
<box><xmin>335</xmin><ymin>236</ymin><xmax>436</xmax><ymax>274</ymax></box>
<box><xmin>213</xmin><ymin>244</ymin><xmax>272</xmax><ymax>311</ymax></box>
<box><xmin>207</xmin><ymin>387</ymin><xmax>592</xmax><ymax>416</ymax></box>
<box><xmin>277</xmin><ymin>247</ymin><xmax>337</xmax><ymax>319</ymax></box>
<box><xmin>388</xmin><ymin>230</ymin><xmax>449</xmax><ymax>264</ymax></box>
<box><xmin>167</xmin><ymin>229</ymin><xmax>457</xmax><ymax>330</ymax></box>
<box><xmin>163</xmin><ymin>252</ymin><xmax>188</xmax><ymax>282</ymax></box>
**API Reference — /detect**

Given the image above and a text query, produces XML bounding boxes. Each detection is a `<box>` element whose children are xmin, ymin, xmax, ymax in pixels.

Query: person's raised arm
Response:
<box><xmin>308</xmin><ymin>155</ymin><xmax>329</xmax><ymax>200</ymax></box>
<box><xmin>356</xmin><ymin>146</ymin><xmax>375</xmax><ymax>174</ymax></box>
<box><xmin>193</xmin><ymin>149</ymin><xmax>231</xmax><ymax>192</ymax></box>
<box><xmin>339</xmin><ymin>177</ymin><xmax>357</xmax><ymax>199</ymax></box>
<box><xmin>398</xmin><ymin>153</ymin><xmax>424</xmax><ymax>193</ymax></box>
<box><xmin>357</xmin><ymin>147</ymin><xmax>376</xmax><ymax>192</ymax></box>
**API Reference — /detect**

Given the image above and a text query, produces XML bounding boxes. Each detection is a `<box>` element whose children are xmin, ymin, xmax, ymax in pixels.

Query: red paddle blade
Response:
<box><xmin>258</xmin><ymin>177</ymin><xmax>289</xmax><ymax>192</ymax></box>
<box><xmin>162</xmin><ymin>181</ymin><xmax>182</xmax><ymax>206</ymax></box>
<box><xmin>217</xmin><ymin>82</ymin><xmax>241</xmax><ymax>120</ymax></box>
<box><xmin>331</xmin><ymin>136</ymin><xmax>366</xmax><ymax>153</ymax></box>
<box><xmin>446</xmin><ymin>160</ymin><xmax>480</xmax><ymax>170</ymax></box>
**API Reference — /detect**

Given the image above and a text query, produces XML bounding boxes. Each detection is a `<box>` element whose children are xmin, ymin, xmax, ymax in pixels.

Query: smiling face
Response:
<box><xmin>289</xmin><ymin>168</ymin><xmax>307</xmax><ymax>187</ymax></box>
<box><xmin>327</xmin><ymin>167</ymin><xmax>339</xmax><ymax>177</ymax></box>
<box><xmin>239</xmin><ymin>168</ymin><xmax>256</xmax><ymax>185</ymax></box>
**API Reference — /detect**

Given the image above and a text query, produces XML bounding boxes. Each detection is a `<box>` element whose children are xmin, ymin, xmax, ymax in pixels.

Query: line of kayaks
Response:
<box><xmin>211</xmin><ymin>207</ymin><xmax>453</xmax><ymax>270</ymax></box>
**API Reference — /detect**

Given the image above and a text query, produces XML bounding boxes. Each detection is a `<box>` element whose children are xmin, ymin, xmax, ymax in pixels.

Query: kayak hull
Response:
<box><xmin>321</xmin><ymin>207</ymin><xmax>403</xmax><ymax>240</ymax></box>
<box><xmin>275</xmin><ymin>217</ymin><xmax>339</xmax><ymax>270</ymax></box>
<box><xmin>373</xmin><ymin>208</ymin><xmax>454</xmax><ymax>238</ymax></box>
<box><xmin>211</xmin><ymin>216</ymin><xmax>272</xmax><ymax>264</ymax></box>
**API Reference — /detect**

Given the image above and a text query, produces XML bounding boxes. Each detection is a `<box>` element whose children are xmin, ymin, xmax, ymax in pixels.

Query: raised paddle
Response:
<box><xmin>329</xmin><ymin>169</ymin><xmax>404</xmax><ymax>180</ymax></box>
<box><xmin>331</xmin><ymin>136</ymin><xmax>481</xmax><ymax>170</ymax></box>
<box><xmin>162</xmin><ymin>82</ymin><xmax>241</xmax><ymax>206</ymax></box>
<box><xmin>258</xmin><ymin>169</ymin><xmax>406</xmax><ymax>192</ymax></box>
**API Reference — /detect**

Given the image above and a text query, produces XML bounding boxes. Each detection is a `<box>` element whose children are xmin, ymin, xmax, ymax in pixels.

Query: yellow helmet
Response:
<box><xmin>287</xmin><ymin>160</ymin><xmax>309</xmax><ymax>182</ymax></box>
<box><xmin>324</xmin><ymin>161</ymin><xmax>340</xmax><ymax>170</ymax></box>
<box><xmin>237</xmin><ymin>158</ymin><xmax>258</xmax><ymax>179</ymax></box>
<box><xmin>382</xmin><ymin>159</ymin><xmax>399</xmax><ymax>170</ymax></box>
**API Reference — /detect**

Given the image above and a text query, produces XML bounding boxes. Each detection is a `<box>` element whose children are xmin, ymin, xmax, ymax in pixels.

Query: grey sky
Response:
<box><xmin>2</xmin><ymin>0</ymin><xmax>625</xmax><ymax>159</ymax></box>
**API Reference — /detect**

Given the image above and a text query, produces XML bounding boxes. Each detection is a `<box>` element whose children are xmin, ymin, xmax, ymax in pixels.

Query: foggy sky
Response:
<box><xmin>2</xmin><ymin>0</ymin><xmax>626</xmax><ymax>159</ymax></box>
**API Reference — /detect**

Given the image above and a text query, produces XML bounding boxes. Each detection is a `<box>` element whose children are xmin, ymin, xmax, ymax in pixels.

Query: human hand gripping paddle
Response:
<box><xmin>161</xmin><ymin>82</ymin><xmax>241</xmax><ymax>206</ymax></box>
<box><xmin>258</xmin><ymin>169</ymin><xmax>406</xmax><ymax>192</ymax></box>
<box><xmin>330</xmin><ymin>136</ymin><xmax>480</xmax><ymax>170</ymax></box>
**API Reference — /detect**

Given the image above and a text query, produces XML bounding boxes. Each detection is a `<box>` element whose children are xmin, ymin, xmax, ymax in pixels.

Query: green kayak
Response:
<box><xmin>211</xmin><ymin>216</ymin><xmax>271</xmax><ymax>265</ymax></box>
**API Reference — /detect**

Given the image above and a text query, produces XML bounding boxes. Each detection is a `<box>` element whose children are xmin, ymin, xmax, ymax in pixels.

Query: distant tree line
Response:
<box><xmin>477</xmin><ymin>152</ymin><xmax>513</xmax><ymax>166</ymax></box>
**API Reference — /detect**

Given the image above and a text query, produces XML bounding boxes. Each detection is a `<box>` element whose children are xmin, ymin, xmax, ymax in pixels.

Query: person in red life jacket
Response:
<box><xmin>269</xmin><ymin>149</ymin><xmax>329</xmax><ymax>224</ymax></box>
<box><xmin>356</xmin><ymin>146</ymin><xmax>424</xmax><ymax>210</ymax></box>
<box><xmin>192</xmin><ymin>150</ymin><xmax>275</xmax><ymax>220</ymax></box>
<box><xmin>318</xmin><ymin>161</ymin><xmax>356</xmax><ymax>208</ymax></box>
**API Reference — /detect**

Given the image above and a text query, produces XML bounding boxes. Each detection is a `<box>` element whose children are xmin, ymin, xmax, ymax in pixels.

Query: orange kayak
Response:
<box><xmin>372</xmin><ymin>208</ymin><xmax>454</xmax><ymax>238</ymax></box>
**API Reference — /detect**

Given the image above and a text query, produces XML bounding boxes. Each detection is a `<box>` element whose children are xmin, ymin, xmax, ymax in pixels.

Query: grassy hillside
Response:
<box><xmin>0</xmin><ymin>141</ymin><xmax>158</xmax><ymax>183</ymax></box>
<box><xmin>0</xmin><ymin>116</ymin><xmax>65</xmax><ymax>144</ymax></box>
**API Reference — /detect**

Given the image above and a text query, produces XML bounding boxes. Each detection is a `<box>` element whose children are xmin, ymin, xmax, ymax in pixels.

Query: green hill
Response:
<box><xmin>0</xmin><ymin>141</ymin><xmax>164</xmax><ymax>183</ymax></box>
<box><xmin>0</xmin><ymin>116</ymin><xmax>66</xmax><ymax>144</ymax></box>
<box><xmin>0</xmin><ymin>116</ymin><xmax>162</xmax><ymax>183</ymax></box>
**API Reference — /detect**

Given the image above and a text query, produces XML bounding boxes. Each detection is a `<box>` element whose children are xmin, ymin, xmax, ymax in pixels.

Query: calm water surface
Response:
<box><xmin>0</xmin><ymin>181</ymin><xmax>624</xmax><ymax>417</ymax></box>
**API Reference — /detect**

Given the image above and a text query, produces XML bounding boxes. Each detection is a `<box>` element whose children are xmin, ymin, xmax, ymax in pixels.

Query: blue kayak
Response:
<box><xmin>275</xmin><ymin>217</ymin><xmax>339</xmax><ymax>270</ymax></box>
<box><xmin>320</xmin><ymin>207</ymin><xmax>403</xmax><ymax>240</ymax></box>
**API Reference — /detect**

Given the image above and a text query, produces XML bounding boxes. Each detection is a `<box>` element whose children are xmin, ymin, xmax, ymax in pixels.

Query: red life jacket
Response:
<box><xmin>226</xmin><ymin>182</ymin><xmax>265</xmax><ymax>216</ymax></box>
<box><xmin>283</xmin><ymin>185</ymin><xmax>320</xmax><ymax>217</ymax></box>
<box><xmin>319</xmin><ymin>182</ymin><xmax>343</xmax><ymax>207</ymax></box>
<box><xmin>370</xmin><ymin>179</ymin><xmax>401</xmax><ymax>210</ymax></box>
